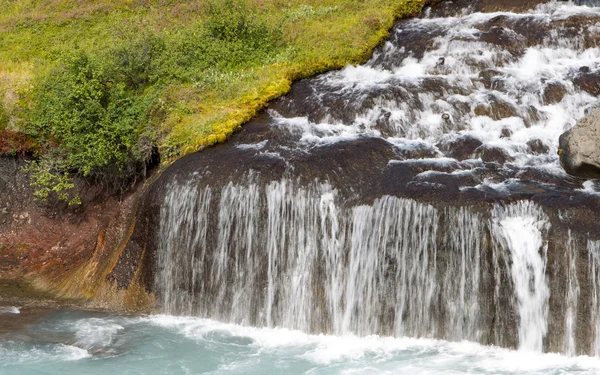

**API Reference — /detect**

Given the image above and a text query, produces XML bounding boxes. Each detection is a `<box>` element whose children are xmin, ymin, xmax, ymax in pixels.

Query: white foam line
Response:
<box><xmin>142</xmin><ymin>315</ymin><xmax>600</xmax><ymax>371</ymax></box>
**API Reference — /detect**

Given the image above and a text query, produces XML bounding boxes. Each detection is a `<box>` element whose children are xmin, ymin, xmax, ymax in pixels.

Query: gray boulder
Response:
<box><xmin>559</xmin><ymin>108</ymin><xmax>600</xmax><ymax>179</ymax></box>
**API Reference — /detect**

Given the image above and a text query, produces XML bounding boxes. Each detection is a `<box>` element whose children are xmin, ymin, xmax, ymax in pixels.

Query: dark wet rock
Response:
<box><xmin>524</xmin><ymin>106</ymin><xmax>544</xmax><ymax>128</ymax></box>
<box><xmin>393</xmin><ymin>143</ymin><xmax>440</xmax><ymax>160</ymax></box>
<box><xmin>421</xmin><ymin>77</ymin><xmax>453</xmax><ymax>97</ymax></box>
<box><xmin>580</xmin><ymin>66</ymin><xmax>591</xmax><ymax>73</ymax></box>
<box><xmin>478</xmin><ymin>69</ymin><xmax>505</xmax><ymax>90</ymax></box>
<box><xmin>436</xmin><ymin>136</ymin><xmax>483</xmax><ymax>161</ymax></box>
<box><xmin>413</xmin><ymin>170</ymin><xmax>481</xmax><ymax>191</ymax></box>
<box><xmin>374</xmin><ymin>110</ymin><xmax>395</xmax><ymax>137</ymax></box>
<box><xmin>543</xmin><ymin>82</ymin><xmax>568</xmax><ymax>105</ymax></box>
<box><xmin>370</xmin><ymin>24</ymin><xmax>445</xmax><ymax>69</ymax></box>
<box><xmin>559</xmin><ymin>108</ymin><xmax>600</xmax><ymax>178</ymax></box>
<box><xmin>574</xmin><ymin>71</ymin><xmax>600</xmax><ymax>96</ymax></box>
<box><xmin>500</xmin><ymin>128</ymin><xmax>512</xmax><ymax>138</ymax></box>
<box><xmin>394</xmin><ymin>159</ymin><xmax>463</xmax><ymax>174</ymax></box>
<box><xmin>516</xmin><ymin>167</ymin><xmax>584</xmax><ymax>190</ymax></box>
<box><xmin>475</xmin><ymin>145</ymin><xmax>514</xmax><ymax>164</ymax></box>
<box><xmin>527</xmin><ymin>139</ymin><xmax>550</xmax><ymax>155</ymax></box>
<box><xmin>479</xmin><ymin>26</ymin><xmax>525</xmax><ymax>56</ymax></box>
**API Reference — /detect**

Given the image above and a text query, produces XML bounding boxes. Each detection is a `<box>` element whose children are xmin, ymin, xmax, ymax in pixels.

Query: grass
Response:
<box><xmin>0</xmin><ymin>0</ymin><xmax>426</xmax><ymax>179</ymax></box>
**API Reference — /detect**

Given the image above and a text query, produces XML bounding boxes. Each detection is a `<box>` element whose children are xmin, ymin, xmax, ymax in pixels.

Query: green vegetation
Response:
<box><xmin>0</xmin><ymin>0</ymin><xmax>425</xmax><ymax>202</ymax></box>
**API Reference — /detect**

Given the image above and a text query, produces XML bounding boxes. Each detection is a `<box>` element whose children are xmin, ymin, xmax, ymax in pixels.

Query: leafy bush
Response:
<box><xmin>205</xmin><ymin>0</ymin><xmax>279</xmax><ymax>46</ymax></box>
<box><xmin>23</xmin><ymin>159</ymin><xmax>81</xmax><ymax>206</ymax></box>
<box><xmin>25</xmin><ymin>49</ymin><xmax>159</xmax><ymax>202</ymax></box>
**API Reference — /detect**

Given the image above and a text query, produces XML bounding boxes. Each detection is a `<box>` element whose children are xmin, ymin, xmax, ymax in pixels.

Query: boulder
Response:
<box><xmin>559</xmin><ymin>108</ymin><xmax>600</xmax><ymax>178</ymax></box>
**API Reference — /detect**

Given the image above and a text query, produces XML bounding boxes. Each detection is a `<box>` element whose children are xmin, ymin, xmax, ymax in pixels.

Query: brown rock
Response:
<box><xmin>574</xmin><ymin>72</ymin><xmax>600</xmax><ymax>96</ymax></box>
<box><xmin>474</xmin><ymin>96</ymin><xmax>518</xmax><ymax>120</ymax></box>
<box><xmin>542</xmin><ymin>82</ymin><xmax>567</xmax><ymax>105</ymax></box>
<box><xmin>527</xmin><ymin>139</ymin><xmax>550</xmax><ymax>155</ymax></box>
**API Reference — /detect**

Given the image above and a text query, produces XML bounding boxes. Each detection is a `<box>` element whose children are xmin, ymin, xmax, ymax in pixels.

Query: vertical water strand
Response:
<box><xmin>277</xmin><ymin>183</ymin><xmax>321</xmax><ymax>331</ymax></box>
<box><xmin>318</xmin><ymin>186</ymin><xmax>345</xmax><ymax>334</ymax></box>
<box><xmin>340</xmin><ymin>197</ymin><xmax>439</xmax><ymax>336</ymax></box>
<box><xmin>265</xmin><ymin>180</ymin><xmax>288</xmax><ymax>328</ymax></box>
<box><xmin>342</xmin><ymin>201</ymin><xmax>378</xmax><ymax>335</ymax></box>
<box><xmin>588</xmin><ymin>239</ymin><xmax>600</xmax><ymax>356</ymax></box>
<box><xmin>213</xmin><ymin>182</ymin><xmax>261</xmax><ymax>323</ymax></box>
<box><xmin>156</xmin><ymin>180</ymin><xmax>212</xmax><ymax>315</ymax></box>
<box><xmin>443</xmin><ymin>206</ymin><xmax>483</xmax><ymax>342</ymax></box>
<box><xmin>390</xmin><ymin>198</ymin><xmax>439</xmax><ymax>337</ymax></box>
<box><xmin>491</xmin><ymin>201</ymin><xmax>550</xmax><ymax>352</ymax></box>
<box><xmin>563</xmin><ymin>230</ymin><xmax>579</xmax><ymax>356</ymax></box>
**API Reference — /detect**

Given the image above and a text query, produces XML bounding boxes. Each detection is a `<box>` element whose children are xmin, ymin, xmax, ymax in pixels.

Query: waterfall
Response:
<box><xmin>491</xmin><ymin>202</ymin><xmax>550</xmax><ymax>352</ymax></box>
<box><xmin>155</xmin><ymin>178</ymin><xmax>496</xmax><ymax>339</ymax></box>
<box><xmin>134</xmin><ymin>0</ymin><xmax>600</xmax><ymax>358</ymax></box>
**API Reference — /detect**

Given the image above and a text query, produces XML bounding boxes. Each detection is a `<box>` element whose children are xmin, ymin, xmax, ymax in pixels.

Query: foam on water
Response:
<box><xmin>4</xmin><ymin>309</ymin><xmax>600</xmax><ymax>374</ymax></box>
<box><xmin>0</xmin><ymin>306</ymin><xmax>20</xmax><ymax>314</ymax></box>
<box><xmin>0</xmin><ymin>343</ymin><xmax>90</xmax><ymax>365</ymax></box>
<box><xmin>145</xmin><ymin>315</ymin><xmax>600</xmax><ymax>373</ymax></box>
<box><xmin>73</xmin><ymin>318</ymin><xmax>124</xmax><ymax>348</ymax></box>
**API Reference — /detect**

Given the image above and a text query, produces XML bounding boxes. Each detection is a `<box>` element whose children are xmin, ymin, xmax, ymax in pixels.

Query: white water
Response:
<box><xmin>0</xmin><ymin>306</ymin><xmax>20</xmax><ymax>314</ymax></box>
<box><xmin>492</xmin><ymin>202</ymin><xmax>550</xmax><ymax>352</ymax></box>
<box><xmin>269</xmin><ymin>2</ymin><xmax>600</xmax><ymax>178</ymax></box>
<box><xmin>589</xmin><ymin>240</ymin><xmax>600</xmax><ymax>356</ymax></box>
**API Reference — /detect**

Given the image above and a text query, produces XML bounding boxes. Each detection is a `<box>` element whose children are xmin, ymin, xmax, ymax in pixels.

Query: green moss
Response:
<box><xmin>1</xmin><ymin>0</ymin><xmax>426</xmax><ymax>177</ymax></box>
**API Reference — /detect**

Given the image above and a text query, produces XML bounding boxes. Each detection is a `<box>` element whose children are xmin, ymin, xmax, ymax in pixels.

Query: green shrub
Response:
<box><xmin>25</xmin><ymin>48</ymin><xmax>159</xmax><ymax>201</ymax></box>
<box><xmin>205</xmin><ymin>0</ymin><xmax>279</xmax><ymax>46</ymax></box>
<box><xmin>111</xmin><ymin>33</ymin><xmax>166</xmax><ymax>91</ymax></box>
<box><xmin>23</xmin><ymin>159</ymin><xmax>81</xmax><ymax>206</ymax></box>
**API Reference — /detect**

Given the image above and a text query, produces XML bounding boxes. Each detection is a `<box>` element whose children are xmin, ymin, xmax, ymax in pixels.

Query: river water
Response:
<box><xmin>2</xmin><ymin>307</ymin><xmax>600</xmax><ymax>375</ymax></box>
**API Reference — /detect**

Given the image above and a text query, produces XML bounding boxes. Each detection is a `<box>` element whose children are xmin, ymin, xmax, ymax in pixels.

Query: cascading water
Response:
<box><xmin>491</xmin><ymin>202</ymin><xmax>550</xmax><ymax>352</ymax></box>
<box><xmin>124</xmin><ymin>0</ymin><xmax>600</xmax><ymax>358</ymax></box>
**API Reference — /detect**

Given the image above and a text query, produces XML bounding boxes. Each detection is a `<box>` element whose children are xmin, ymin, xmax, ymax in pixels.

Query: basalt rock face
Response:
<box><xmin>118</xmin><ymin>0</ymin><xmax>600</xmax><ymax>356</ymax></box>
<box><xmin>560</xmin><ymin>109</ymin><xmax>600</xmax><ymax>179</ymax></box>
